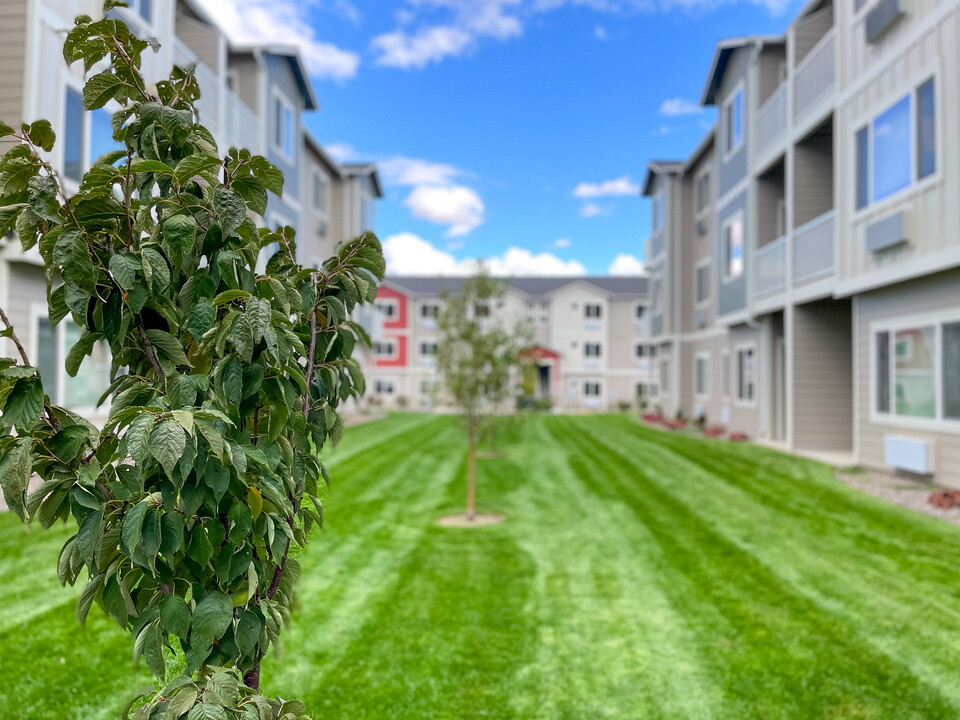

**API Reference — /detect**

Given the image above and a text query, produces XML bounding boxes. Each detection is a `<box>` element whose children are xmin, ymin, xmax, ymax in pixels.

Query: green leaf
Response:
<box><xmin>129</xmin><ymin>158</ymin><xmax>175</xmax><ymax>175</ymax></box>
<box><xmin>160</xmin><ymin>594</ymin><xmax>191</xmax><ymax>639</ymax></box>
<box><xmin>141</xmin><ymin>247</ymin><xmax>171</xmax><ymax>295</ymax></box>
<box><xmin>191</xmin><ymin>591</ymin><xmax>233</xmax><ymax>644</ymax></box>
<box><xmin>212</xmin><ymin>289</ymin><xmax>250</xmax><ymax>307</ymax></box>
<box><xmin>204</xmin><ymin>670</ymin><xmax>239</xmax><ymax>707</ymax></box>
<box><xmin>248</xmin><ymin>297</ymin><xmax>272</xmax><ymax>343</ymax></box>
<box><xmin>145</xmin><ymin>329</ymin><xmax>192</xmax><ymax>368</ymax></box>
<box><xmin>149</xmin><ymin>419</ymin><xmax>186</xmax><ymax>478</ymax></box>
<box><xmin>212</xmin><ymin>185</ymin><xmax>247</xmax><ymax>238</ymax></box>
<box><xmin>65</xmin><ymin>328</ymin><xmax>102</xmax><ymax>378</ymax></box>
<box><xmin>109</xmin><ymin>252</ymin><xmax>141</xmax><ymax>291</ymax></box>
<box><xmin>187</xmin><ymin>299</ymin><xmax>216</xmax><ymax>338</ymax></box>
<box><xmin>228</xmin><ymin>312</ymin><xmax>254</xmax><ymax>363</ymax></box>
<box><xmin>175</xmin><ymin>153</ymin><xmax>222</xmax><ymax>185</ymax></box>
<box><xmin>169</xmin><ymin>687</ymin><xmax>198</xmax><ymax>718</ymax></box>
<box><xmin>2</xmin><ymin>378</ymin><xmax>44</xmax><ymax>428</ymax></box>
<box><xmin>249</xmin><ymin>156</ymin><xmax>284</xmax><ymax>196</ymax></box>
<box><xmin>76</xmin><ymin>573</ymin><xmax>104</xmax><ymax>624</ymax></box>
<box><xmin>141</xmin><ymin>620</ymin><xmax>167</xmax><ymax>679</ymax></box>
<box><xmin>171</xmin><ymin>409</ymin><xmax>194</xmax><ymax>435</ymax></box>
<box><xmin>231</xmin><ymin>176</ymin><xmax>267</xmax><ymax>216</ymax></box>
<box><xmin>0</xmin><ymin>121</ymin><xmax>14</xmax><ymax>138</ymax></box>
<box><xmin>186</xmin><ymin>704</ymin><xmax>229</xmax><ymax>720</ymax></box>
<box><xmin>53</xmin><ymin>229</ymin><xmax>96</xmax><ymax>293</ymax></box>
<box><xmin>163</xmin><ymin>214</ymin><xmax>197</xmax><ymax>257</ymax></box>
<box><xmin>120</xmin><ymin>501</ymin><xmax>149</xmax><ymax>557</ymax></box>
<box><xmin>0</xmin><ymin>440</ymin><xmax>32</xmax><ymax>521</ymax></box>
<box><xmin>27</xmin><ymin>120</ymin><xmax>55</xmax><ymax>152</ymax></box>
<box><xmin>0</xmin><ymin>204</ymin><xmax>26</xmax><ymax>238</ymax></box>
<box><xmin>125</xmin><ymin>413</ymin><xmax>155</xmax><ymax>463</ymax></box>
<box><xmin>83</xmin><ymin>72</ymin><xmax>123</xmax><ymax>109</ymax></box>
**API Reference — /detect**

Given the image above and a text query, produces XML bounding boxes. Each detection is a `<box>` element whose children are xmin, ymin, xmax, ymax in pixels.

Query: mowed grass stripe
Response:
<box><xmin>548</xmin><ymin>415</ymin><xmax>956</xmax><ymax>718</ymax></box>
<box><xmin>507</xmin><ymin>419</ymin><xmax>725</xmax><ymax>720</ymax></box>
<box><xmin>587</xmin><ymin>415</ymin><xmax>960</xmax><ymax>709</ymax></box>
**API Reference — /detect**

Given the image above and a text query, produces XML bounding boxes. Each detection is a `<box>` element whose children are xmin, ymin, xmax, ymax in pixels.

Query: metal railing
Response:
<box><xmin>793</xmin><ymin>210</ymin><xmax>835</xmax><ymax>285</ymax></box>
<box><xmin>756</xmin><ymin>84</ymin><xmax>787</xmax><ymax>161</ymax></box>
<box><xmin>794</xmin><ymin>29</ymin><xmax>836</xmax><ymax>123</ymax></box>
<box><xmin>755</xmin><ymin>235</ymin><xmax>787</xmax><ymax>296</ymax></box>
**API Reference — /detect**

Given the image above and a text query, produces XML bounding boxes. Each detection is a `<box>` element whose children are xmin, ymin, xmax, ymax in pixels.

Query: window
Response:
<box><xmin>652</xmin><ymin>194</ymin><xmax>664</xmax><ymax>231</ymax></box>
<box><xmin>584</xmin><ymin>343</ymin><xmax>602</xmax><ymax>357</ymax></box>
<box><xmin>696</xmin><ymin>263</ymin><xmax>710</xmax><ymax>305</ymax></box>
<box><xmin>722</xmin><ymin>350</ymin><xmax>730</xmax><ymax>399</ymax></box>
<box><xmin>420</xmin><ymin>342</ymin><xmax>437</xmax><ymax>356</ymax></box>
<box><xmin>722</xmin><ymin>213</ymin><xmax>744</xmax><ymax>281</ymax></box>
<box><xmin>857</xmin><ymin>79</ymin><xmax>937</xmax><ymax>210</ymax></box>
<box><xmin>313</xmin><ymin>170</ymin><xmax>330</xmax><ymax>218</ymax></box>
<box><xmin>737</xmin><ymin>346</ymin><xmax>755</xmax><ymax>402</ymax></box>
<box><xmin>372</xmin><ymin>341</ymin><xmax>395</xmax><ymax>357</ymax></box>
<box><xmin>584</xmin><ymin>304</ymin><xmax>602</xmax><ymax>319</ymax></box>
<box><xmin>696</xmin><ymin>171</ymin><xmax>711</xmax><ymax>213</ymax></box>
<box><xmin>64</xmin><ymin>87</ymin><xmax>84</xmax><ymax>181</ymax></box>
<box><xmin>876</xmin><ymin>331</ymin><xmax>890</xmax><ymax>413</ymax></box>
<box><xmin>944</xmin><ymin>323</ymin><xmax>960</xmax><ymax>420</ymax></box>
<box><xmin>271</xmin><ymin>91</ymin><xmax>294</xmax><ymax>160</ymax></box>
<box><xmin>635</xmin><ymin>304</ymin><xmax>645</xmax><ymax>320</ymax></box>
<box><xmin>917</xmin><ymin>78</ymin><xmax>936</xmax><ymax>180</ymax></box>
<box><xmin>474</xmin><ymin>303</ymin><xmax>490</xmax><ymax>318</ymax></box>
<box><xmin>374</xmin><ymin>379</ymin><xmax>395</xmax><ymax>395</ymax></box>
<box><xmin>375</xmin><ymin>301</ymin><xmax>396</xmax><ymax>318</ymax></box>
<box><xmin>725</xmin><ymin>88</ymin><xmax>743</xmax><ymax>154</ymax></box>
<box><xmin>421</xmin><ymin>304</ymin><xmax>439</xmax><ymax>319</ymax></box>
<box><xmin>635</xmin><ymin>344</ymin><xmax>647</xmax><ymax>358</ymax></box>
<box><xmin>584</xmin><ymin>382</ymin><xmax>601</xmax><ymax>396</ymax></box>
<box><xmin>90</xmin><ymin>108</ymin><xmax>122</xmax><ymax>165</ymax></box>
<box><xmin>695</xmin><ymin>355</ymin><xmax>710</xmax><ymax>396</ymax></box>
<box><xmin>36</xmin><ymin>316</ymin><xmax>110</xmax><ymax>410</ymax></box>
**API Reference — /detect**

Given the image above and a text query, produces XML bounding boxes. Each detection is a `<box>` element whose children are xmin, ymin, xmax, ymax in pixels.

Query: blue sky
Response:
<box><xmin>206</xmin><ymin>0</ymin><xmax>802</xmax><ymax>275</ymax></box>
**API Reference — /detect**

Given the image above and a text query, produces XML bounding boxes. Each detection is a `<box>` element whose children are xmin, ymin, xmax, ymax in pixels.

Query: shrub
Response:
<box><xmin>729</xmin><ymin>431</ymin><xmax>749</xmax><ymax>442</ymax></box>
<box><xmin>617</xmin><ymin>400</ymin><xmax>632</xmax><ymax>412</ymax></box>
<box><xmin>395</xmin><ymin>395</ymin><xmax>409</xmax><ymax>409</ymax></box>
<box><xmin>0</xmin><ymin>6</ymin><xmax>384</xmax><ymax>717</ymax></box>
<box><xmin>929</xmin><ymin>490</ymin><xmax>960</xmax><ymax>509</ymax></box>
<box><xmin>703</xmin><ymin>425</ymin><xmax>725</xmax><ymax>437</ymax></box>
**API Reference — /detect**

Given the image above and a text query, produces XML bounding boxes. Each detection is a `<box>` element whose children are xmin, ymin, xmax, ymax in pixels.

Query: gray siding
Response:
<box><xmin>794</xmin><ymin>127</ymin><xmax>834</xmax><ymax>227</ymax></box>
<box><xmin>793</xmin><ymin>299</ymin><xmax>853</xmax><ymax>451</ymax></box>
<box><xmin>264</xmin><ymin>54</ymin><xmax>302</xmax><ymax>201</ymax></box>
<box><xmin>794</xmin><ymin>6</ymin><xmax>833</xmax><ymax>65</ymax></box>
<box><xmin>717</xmin><ymin>48</ymin><xmax>749</xmax><ymax>200</ymax></box>
<box><xmin>7</xmin><ymin>262</ymin><xmax>45</xmax><ymax>362</ymax></box>
<box><xmin>175</xmin><ymin>16</ymin><xmax>220</xmax><ymax>73</ymax></box>
<box><xmin>717</xmin><ymin>191</ymin><xmax>748</xmax><ymax>316</ymax></box>
<box><xmin>757</xmin><ymin>45</ymin><xmax>786</xmax><ymax>106</ymax></box>
<box><xmin>0</xmin><ymin>0</ymin><xmax>27</xmax><ymax>157</ymax></box>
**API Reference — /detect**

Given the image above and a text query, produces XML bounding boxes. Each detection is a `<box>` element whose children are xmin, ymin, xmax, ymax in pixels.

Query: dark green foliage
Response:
<box><xmin>0</xmin><ymin>3</ymin><xmax>383</xmax><ymax>717</ymax></box>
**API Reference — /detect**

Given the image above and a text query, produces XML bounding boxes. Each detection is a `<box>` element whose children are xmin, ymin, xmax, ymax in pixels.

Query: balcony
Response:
<box><xmin>173</xmin><ymin>38</ymin><xmax>221</xmax><ymax>138</ymax></box>
<box><xmin>755</xmin><ymin>235</ymin><xmax>787</xmax><ymax>296</ymax></box>
<box><xmin>223</xmin><ymin>88</ymin><xmax>261</xmax><ymax>154</ymax></box>
<box><xmin>793</xmin><ymin>210</ymin><xmax>835</xmax><ymax>285</ymax></box>
<box><xmin>756</xmin><ymin>83</ymin><xmax>787</xmax><ymax>166</ymax></box>
<box><xmin>794</xmin><ymin>28</ymin><xmax>836</xmax><ymax>124</ymax></box>
<box><xmin>647</xmin><ymin>230</ymin><xmax>664</xmax><ymax>260</ymax></box>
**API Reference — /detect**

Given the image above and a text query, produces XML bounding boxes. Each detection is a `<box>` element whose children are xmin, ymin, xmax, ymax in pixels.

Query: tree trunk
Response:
<box><xmin>467</xmin><ymin>439</ymin><xmax>477</xmax><ymax>521</ymax></box>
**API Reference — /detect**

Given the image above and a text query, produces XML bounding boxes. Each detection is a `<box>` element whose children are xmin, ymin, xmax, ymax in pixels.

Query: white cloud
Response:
<box><xmin>573</xmin><ymin>176</ymin><xmax>640</xmax><ymax>199</ymax></box>
<box><xmin>372</xmin><ymin>26</ymin><xmax>477</xmax><ymax>69</ymax></box>
<box><xmin>554</xmin><ymin>237</ymin><xmax>571</xmax><ymax>248</ymax></box>
<box><xmin>382</xmin><ymin>233</ymin><xmax>587</xmax><ymax>276</ymax></box>
<box><xmin>405</xmin><ymin>185</ymin><xmax>486</xmax><ymax>237</ymax></box>
<box><xmin>579</xmin><ymin>203</ymin><xmax>608</xmax><ymax>218</ymax></box>
<box><xmin>324</xmin><ymin>143</ymin><xmax>360</xmax><ymax>162</ymax></box>
<box><xmin>651</xmin><ymin>124</ymin><xmax>674</xmax><ymax>136</ymax></box>
<box><xmin>378</xmin><ymin>156</ymin><xmax>464</xmax><ymax>187</ymax></box>
<box><xmin>659</xmin><ymin>97</ymin><xmax>703</xmax><ymax>116</ymax></box>
<box><xmin>593</xmin><ymin>25</ymin><xmax>608</xmax><ymax>40</ymax></box>
<box><xmin>194</xmin><ymin>0</ymin><xmax>360</xmax><ymax>81</ymax></box>
<box><xmin>608</xmin><ymin>253</ymin><xmax>646</xmax><ymax>276</ymax></box>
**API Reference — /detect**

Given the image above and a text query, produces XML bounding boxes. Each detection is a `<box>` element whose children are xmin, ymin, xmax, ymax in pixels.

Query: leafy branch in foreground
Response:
<box><xmin>0</xmin><ymin>4</ymin><xmax>384</xmax><ymax>717</ymax></box>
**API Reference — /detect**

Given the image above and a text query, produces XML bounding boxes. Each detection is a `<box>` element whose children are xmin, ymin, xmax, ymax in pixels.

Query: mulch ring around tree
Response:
<box><xmin>435</xmin><ymin>513</ymin><xmax>506</xmax><ymax>528</ymax></box>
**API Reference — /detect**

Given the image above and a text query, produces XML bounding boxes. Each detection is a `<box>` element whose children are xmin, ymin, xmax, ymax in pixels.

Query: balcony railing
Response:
<box><xmin>647</xmin><ymin>230</ymin><xmax>664</xmax><ymax>260</ymax></box>
<box><xmin>794</xmin><ymin>28</ymin><xmax>836</xmax><ymax>123</ymax></box>
<box><xmin>756</xmin><ymin>84</ymin><xmax>787</xmax><ymax>162</ymax></box>
<box><xmin>755</xmin><ymin>235</ymin><xmax>787</xmax><ymax>296</ymax></box>
<box><xmin>224</xmin><ymin>89</ymin><xmax>260</xmax><ymax>153</ymax></box>
<box><xmin>173</xmin><ymin>38</ymin><xmax>221</xmax><ymax>137</ymax></box>
<box><xmin>793</xmin><ymin>210</ymin><xmax>835</xmax><ymax>285</ymax></box>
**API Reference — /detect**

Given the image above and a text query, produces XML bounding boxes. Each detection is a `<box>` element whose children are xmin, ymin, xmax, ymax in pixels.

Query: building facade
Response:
<box><xmin>0</xmin><ymin>0</ymin><xmax>380</xmax><ymax>419</ymax></box>
<box><xmin>645</xmin><ymin>0</ymin><xmax>960</xmax><ymax>484</ymax></box>
<box><xmin>364</xmin><ymin>276</ymin><xmax>653</xmax><ymax>412</ymax></box>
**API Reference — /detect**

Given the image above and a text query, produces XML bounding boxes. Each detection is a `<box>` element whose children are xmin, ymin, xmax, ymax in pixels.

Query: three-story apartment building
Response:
<box><xmin>364</xmin><ymin>276</ymin><xmax>653</xmax><ymax>412</ymax></box>
<box><xmin>0</xmin><ymin>0</ymin><xmax>381</xmax><ymax>418</ymax></box>
<box><xmin>645</xmin><ymin>0</ymin><xmax>960</xmax><ymax>484</ymax></box>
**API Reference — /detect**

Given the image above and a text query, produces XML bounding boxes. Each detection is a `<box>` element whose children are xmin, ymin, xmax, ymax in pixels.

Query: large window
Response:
<box><xmin>722</xmin><ymin>213</ymin><xmax>744</xmax><ymax>281</ymax></box>
<box><xmin>737</xmin><ymin>346</ymin><xmax>755</xmax><ymax>403</ymax></box>
<box><xmin>64</xmin><ymin>87</ymin><xmax>84</xmax><ymax>181</ymax></box>
<box><xmin>874</xmin><ymin>317</ymin><xmax>960</xmax><ymax>423</ymax></box>
<box><xmin>584</xmin><ymin>303</ymin><xmax>602</xmax><ymax>319</ymax></box>
<box><xmin>36</xmin><ymin>316</ymin><xmax>110</xmax><ymax>411</ymax></box>
<box><xmin>584</xmin><ymin>382</ymin><xmax>601</xmax><ymax>397</ymax></box>
<box><xmin>725</xmin><ymin>88</ymin><xmax>743</xmax><ymax>155</ymax></box>
<box><xmin>855</xmin><ymin>79</ymin><xmax>937</xmax><ymax>210</ymax></box>
<box><xmin>584</xmin><ymin>343</ymin><xmax>602</xmax><ymax>357</ymax></box>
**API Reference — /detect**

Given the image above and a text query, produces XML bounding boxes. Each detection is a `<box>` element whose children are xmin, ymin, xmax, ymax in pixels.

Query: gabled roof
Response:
<box><xmin>699</xmin><ymin>36</ymin><xmax>783</xmax><ymax>106</ymax></box>
<box><xmin>642</xmin><ymin>160</ymin><xmax>684</xmax><ymax>197</ymax></box>
<box><xmin>303</xmin><ymin>133</ymin><xmax>343</xmax><ymax>178</ymax></box>
<box><xmin>231</xmin><ymin>44</ymin><xmax>320</xmax><ymax>112</ymax></box>
<box><xmin>342</xmin><ymin>163</ymin><xmax>384</xmax><ymax>198</ymax></box>
<box><xmin>383</xmin><ymin>276</ymin><xmax>648</xmax><ymax>299</ymax></box>
<box><xmin>683</xmin><ymin>126</ymin><xmax>716</xmax><ymax>175</ymax></box>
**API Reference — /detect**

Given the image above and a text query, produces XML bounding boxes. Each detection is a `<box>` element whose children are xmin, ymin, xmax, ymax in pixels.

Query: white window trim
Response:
<box><xmin>420</xmin><ymin>340</ymin><xmax>438</xmax><ymax>356</ymax></box>
<box><xmin>694</xmin><ymin>351</ymin><xmax>712</xmax><ymax>399</ymax></box>
<box><xmin>722</xmin><ymin>83</ymin><xmax>745</xmax><ymax>161</ymax></box>
<box><xmin>376</xmin><ymin>298</ymin><xmax>399</xmax><ymax>320</ymax></box>
<box><xmin>734</xmin><ymin>342</ymin><xmax>757</xmax><ymax>408</ymax></box>
<box><xmin>583</xmin><ymin>381</ymin><xmax>603</xmax><ymax>397</ymax></box>
<box><xmin>374</xmin><ymin>377</ymin><xmax>397</xmax><ymax>396</ymax></box>
<box><xmin>869</xmin><ymin>309</ymin><xmax>960</xmax><ymax>433</ymax></box>
<box><xmin>372</xmin><ymin>339</ymin><xmax>398</xmax><ymax>359</ymax></box>
<box><xmin>721</xmin><ymin>211</ymin><xmax>745</xmax><ymax>284</ymax></box>
<box><xmin>584</xmin><ymin>343</ymin><xmax>603</xmax><ymax>358</ymax></box>
<box><xmin>851</xmin><ymin>69</ymin><xmax>941</xmax><ymax>222</ymax></box>
<box><xmin>269</xmin><ymin>87</ymin><xmax>296</xmax><ymax>163</ymax></box>
<box><xmin>695</xmin><ymin>257</ymin><xmax>712</xmax><ymax>308</ymax></box>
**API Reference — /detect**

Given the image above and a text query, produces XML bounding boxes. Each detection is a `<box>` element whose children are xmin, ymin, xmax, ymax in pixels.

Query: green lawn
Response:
<box><xmin>3</xmin><ymin>413</ymin><xmax>960</xmax><ymax>718</ymax></box>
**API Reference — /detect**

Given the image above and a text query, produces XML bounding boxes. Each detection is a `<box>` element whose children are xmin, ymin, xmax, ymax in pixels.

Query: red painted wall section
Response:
<box><xmin>376</xmin><ymin>286</ymin><xmax>408</xmax><ymax>330</ymax></box>
<box><xmin>376</xmin><ymin>336</ymin><xmax>407</xmax><ymax>368</ymax></box>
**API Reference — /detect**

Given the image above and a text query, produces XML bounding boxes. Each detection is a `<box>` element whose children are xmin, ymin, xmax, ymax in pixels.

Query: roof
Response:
<box><xmin>232</xmin><ymin>45</ymin><xmax>320</xmax><ymax>112</ymax></box>
<box><xmin>699</xmin><ymin>35</ymin><xmax>783</xmax><ymax>106</ymax></box>
<box><xmin>303</xmin><ymin>133</ymin><xmax>343</xmax><ymax>177</ymax></box>
<box><xmin>683</xmin><ymin>126</ymin><xmax>717</xmax><ymax>175</ymax></box>
<box><xmin>383</xmin><ymin>275</ymin><xmax>648</xmax><ymax>299</ymax></box>
<box><xmin>642</xmin><ymin>161</ymin><xmax>684</xmax><ymax>197</ymax></box>
<box><xmin>342</xmin><ymin>163</ymin><xmax>384</xmax><ymax>198</ymax></box>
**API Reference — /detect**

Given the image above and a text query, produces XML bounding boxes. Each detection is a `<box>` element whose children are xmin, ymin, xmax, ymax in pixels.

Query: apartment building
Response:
<box><xmin>364</xmin><ymin>276</ymin><xmax>652</xmax><ymax>412</ymax></box>
<box><xmin>0</xmin><ymin>0</ymin><xmax>381</xmax><ymax>418</ymax></box>
<box><xmin>645</xmin><ymin>0</ymin><xmax>960</xmax><ymax>484</ymax></box>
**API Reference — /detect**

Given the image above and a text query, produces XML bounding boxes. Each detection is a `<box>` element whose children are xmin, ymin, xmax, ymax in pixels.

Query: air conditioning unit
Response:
<box><xmin>884</xmin><ymin>435</ymin><xmax>935</xmax><ymax>475</ymax></box>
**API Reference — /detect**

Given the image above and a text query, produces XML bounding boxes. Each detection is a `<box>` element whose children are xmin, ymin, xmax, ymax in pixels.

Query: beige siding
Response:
<box><xmin>757</xmin><ymin>45</ymin><xmax>786</xmax><ymax>106</ymax></box>
<box><xmin>793</xmin><ymin>299</ymin><xmax>853</xmax><ymax>451</ymax></box>
<box><xmin>175</xmin><ymin>16</ymin><xmax>220</xmax><ymax>74</ymax></box>
<box><xmin>793</xmin><ymin>128</ymin><xmax>834</xmax><ymax>228</ymax></box>
<box><xmin>756</xmin><ymin>163</ymin><xmax>785</xmax><ymax>247</ymax></box>
<box><xmin>0</xmin><ymin>0</ymin><xmax>27</xmax><ymax>156</ymax></box>
<box><xmin>728</xmin><ymin>324</ymin><xmax>762</xmax><ymax>436</ymax></box>
<box><xmin>794</xmin><ymin>5</ymin><xmax>833</xmax><ymax>66</ymax></box>
<box><xmin>6</xmin><ymin>262</ymin><xmax>45</xmax><ymax>361</ymax></box>
<box><xmin>227</xmin><ymin>54</ymin><xmax>260</xmax><ymax>111</ymax></box>
<box><xmin>856</xmin><ymin>268</ymin><xmax>960</xmax><ymax>486</ymax></box>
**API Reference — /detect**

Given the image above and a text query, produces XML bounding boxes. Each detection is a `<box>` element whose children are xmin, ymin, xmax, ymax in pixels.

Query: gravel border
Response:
<box><xmin>834</xmin><ymin>467</ymin><xmax>960</xmax><ymax>526</ymax></box>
